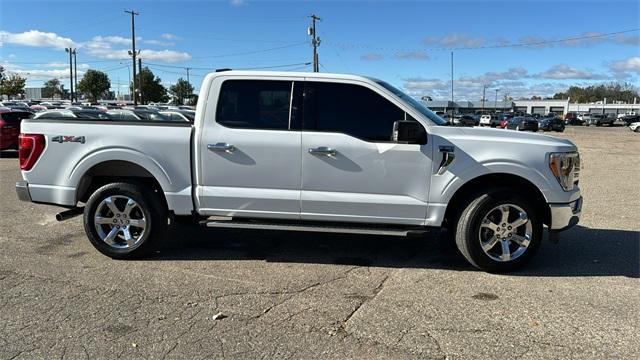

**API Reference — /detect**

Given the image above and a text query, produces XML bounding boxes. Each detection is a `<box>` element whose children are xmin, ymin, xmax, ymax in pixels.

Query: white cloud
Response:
<box><xmin>609</xmin><ymin>57</ymin><xmax>640</xmax><ymax>73</ymax></box>
<box><xmin>7</xmin><ymin>67</ymin><xmax>85</xmax><ymax>80</ymax></box>
<box><xmin>83</xmin><ymin>35</ymin><xmax>191</xmax><ymax>62</ymax></box>
<box><xmin>230</xmin><ymin>0</ymin><xmax>246</xmax><ymax>6</ymax></box>
<box><xmin>144</xmin><ymin>39</ymin><xmax>175</xmax><ymax>46</ymax></box>
<box><xmin>614</xmin><ymin>34</ymin><xmax>640</xmax><ymax>46</ymax></box>
<box><xmin>92</xmin><ymin>35</ymin><xmax>132</xmax><ymax>45</ymax></box>
<box><xmin>534</xmin><ymin>64</ymin><xmax>606</xmax><ymax>80</ymax></box>
<box><xmin>394</xmin><ymin>51</ymin><xmax>429</xmax><ymax>60</ymax></box>
<box><xmin>0</xmin><ymin>30</ymin><xmax>76</xmax><ymax>50</ymax></box>
<box><xmin>609</xmin><ymin>57</ymin><xmax>640</xmax><ymax>79</ymax></box>
<box><xmin>161</xmin><ymin>33</ymin><xmax>181</xmax><ymax>41</ymax></box>
<box><xmin>361</xmin><ymin>53</ymin><xmax>384</xmax><ymax>61</ymax></box>
<box><xmin>140</xmin><ymin>49</ymin><xmax>191</xmax><ymax>62</ymax></box>
<box><xmin>423</xmin><ymin>34</ymin><xmax>485</xmax><ymax>48</ymax></box>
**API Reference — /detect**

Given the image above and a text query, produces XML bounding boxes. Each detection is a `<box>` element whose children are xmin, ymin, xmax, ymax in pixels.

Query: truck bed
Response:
<box><xmin>19</xmin><ymin>119</ymin><xmax>194</xmax><ymax>214</ymax></box>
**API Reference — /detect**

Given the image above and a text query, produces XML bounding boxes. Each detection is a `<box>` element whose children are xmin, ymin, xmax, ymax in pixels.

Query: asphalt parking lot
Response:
<box><xmin>0</xmin><ymin>126</ymin><xmax>638</xmax><ymax>359</ymax></box>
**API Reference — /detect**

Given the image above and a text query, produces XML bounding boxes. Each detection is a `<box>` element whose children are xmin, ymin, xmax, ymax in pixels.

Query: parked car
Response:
<box><xmin>507</xmin><ymin>116</ymin><xmax>539</xmax><ymax>131</ymax></box>
<box><xmin>576</xmin><ymin>113</ymin><xmax>590</xmax><ymax>123</ymax></box>
<box><xmin>15</xmin><ymin>71</ymin><xmax>582</xmax><ymax>273</ymax></box>
<box><xmin>34</xmin><ymin>109</ymin><xmax>112</xmax><ymax>120</ymax></box>
<box><xmin>159</xmin><ymin>110</ymin><xmax>195</xmax><ymax>122</ymax></box>
<box><xmin>564</xmin><ymin>112</ymin><xmax>576</xmax><ymax>122</ymax></box>
<box><xmin>586</xmin><ymin>114</ymin><xmax>614</xmax><ymax>127</ymax></box>
<box><xmin>628</xmin><ymin>122</ymin><xmax>640</xmax><ymax>133</ymax></box>
<box><xmin>107</xmin><ymin>109</ymin><xmax>143</xmax><ymax>121</ymax></box>
<box><xmin>479</xmin><ymin>114</ymin><xmax>500</xmax><ymax>127</ymax></box>
<box><xmin>618</xmin><ymin>111</ymin><xmax>636</xmax><ymax>119</ymax></box>
<box><xmin>1</xmin><ymin>108</ymin><xmax>34</xmax><ymax>150</ymax></box>
<box><xmin>455</xmin><ymin>114</ymin><xmax>476</xmax><ymax>127</ymax></box>
<box><xmin>620</xmin><ymin>115</ymin><xmax>639</xmax><ymax>126</ymax></box>
<box><xmin>538</xmin><ymin>117</ymin><xmax>565</xmax><ymax>132</ymax></box>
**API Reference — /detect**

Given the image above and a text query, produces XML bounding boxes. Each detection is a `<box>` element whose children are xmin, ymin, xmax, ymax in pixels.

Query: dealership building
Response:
<box><xmin>423</xmin><ymin>98</ymin><xmax>639</xmax><ymax>116</ymax></box>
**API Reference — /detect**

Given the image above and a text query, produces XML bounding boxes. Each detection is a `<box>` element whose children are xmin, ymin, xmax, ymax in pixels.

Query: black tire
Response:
<box><xmin>83</xmin><ymin>182</ymin><xmax>167</xmax><ymax>259</ymax></box>
<box><xmin>454</xmin><ymin>188</ymin><xmax>543</xmax><ymax>272</ymax></box>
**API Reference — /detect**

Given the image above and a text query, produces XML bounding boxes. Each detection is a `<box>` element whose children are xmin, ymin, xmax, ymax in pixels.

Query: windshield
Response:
<box><xmin>375</xmin><ymin>80</ymin><xmax>447</xmax><ymax>125</ymax></box>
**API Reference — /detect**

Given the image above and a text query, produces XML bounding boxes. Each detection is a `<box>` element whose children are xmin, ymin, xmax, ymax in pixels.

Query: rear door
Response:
<box><xmin>300</xmin><ymin>80</ymin><xmax>432</xmax><ymax>225</ymax></box>
<box><xmin>197</xmin><ymin>77</ymin><xmax>304</xmax><ymax>220</ymax></box>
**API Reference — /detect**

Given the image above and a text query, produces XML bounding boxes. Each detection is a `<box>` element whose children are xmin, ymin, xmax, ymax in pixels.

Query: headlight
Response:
<box><xmin>549</xmin><ymin>152</ymin><xmax>580</xmax><ymax>191</ymax></box>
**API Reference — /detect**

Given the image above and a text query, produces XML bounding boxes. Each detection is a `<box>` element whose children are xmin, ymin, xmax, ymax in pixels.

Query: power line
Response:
<box><xmin>190</xmin><ymin>42</ymin><xmax>307</xmax><ymax>59</ymax></box>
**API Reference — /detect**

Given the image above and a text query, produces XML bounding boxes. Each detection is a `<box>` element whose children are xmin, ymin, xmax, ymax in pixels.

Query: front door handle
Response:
<box><xmin>308</xmin><ymin>146</ymin><xmax>337</xmax><ymax>156</ymax></box>
<box><xmin>208</xmin><ymin>143</ymin><xmax>235</xmax><ymax>152</ymax></box>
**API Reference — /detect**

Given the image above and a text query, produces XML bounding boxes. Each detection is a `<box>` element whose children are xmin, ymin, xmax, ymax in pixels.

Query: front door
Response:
<box><xmin>197</xmin><ymin>78</ymin><xmax>303</xmax><ymax>220</ymax></box>
<box><xmin>300</xmin><ymin>81</ymin><xmax>433</xmax><ymax>225</ymax></box>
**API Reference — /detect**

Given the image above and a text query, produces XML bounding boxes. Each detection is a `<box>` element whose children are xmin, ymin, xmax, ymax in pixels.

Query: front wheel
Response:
<box><xmin>454</xmin><ymin>189</ymin><xmax>543</xmax><ymax>272</ymax></box>
<box><xmin>83</xmin><ymin>182</ymin><xmax>167</xmax><ymax>259</ymax></box>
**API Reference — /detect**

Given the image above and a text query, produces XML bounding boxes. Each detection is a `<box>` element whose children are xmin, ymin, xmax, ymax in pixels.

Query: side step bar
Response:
<box><xmin>200</xmin><ymin>219</ymin><xmax>429</xmax><ymax>237</ymax></box>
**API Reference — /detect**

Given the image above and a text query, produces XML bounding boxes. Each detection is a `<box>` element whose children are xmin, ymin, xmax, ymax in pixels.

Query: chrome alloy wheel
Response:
<box><xmin>478</xmin><ymin>204</ymin><xmax>532</xmax><ymax>262</ymax></box>
<box><xmin>94</xmin><ymin>195</ymin><xmax>147</xmax><ymax>249</ymax></box>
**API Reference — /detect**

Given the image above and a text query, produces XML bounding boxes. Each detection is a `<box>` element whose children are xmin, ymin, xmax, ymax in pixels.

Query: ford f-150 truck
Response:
<box><xmin>15</xmin><ymin>71</ymin><xmax>582</xmax><ymax>272</ymax></box>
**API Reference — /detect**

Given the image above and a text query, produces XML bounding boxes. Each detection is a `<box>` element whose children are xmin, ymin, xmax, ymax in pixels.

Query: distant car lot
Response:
<box><xmin>0</xmin><ymin>125</ymin><xmax>637</xmax><ymax>359</ymax></box>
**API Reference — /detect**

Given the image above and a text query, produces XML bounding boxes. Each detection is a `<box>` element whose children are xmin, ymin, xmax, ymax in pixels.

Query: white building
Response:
<box><xmin>513</xmin><ymin>98</ymin><xmax>639</xmax><ymax>116</ymax></box>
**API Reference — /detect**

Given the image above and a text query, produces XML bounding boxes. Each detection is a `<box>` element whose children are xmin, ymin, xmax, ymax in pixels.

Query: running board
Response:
<box><xmin>200</xmin><ymin>220</ymin><xmax>429</xmax><ymax>237</ymax></box>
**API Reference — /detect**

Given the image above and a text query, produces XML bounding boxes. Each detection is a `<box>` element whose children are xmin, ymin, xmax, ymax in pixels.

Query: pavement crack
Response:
<box><xmin>343</xmin><ymin>273</ymin><xmax>390</xmax><ymax>325</ymax></box>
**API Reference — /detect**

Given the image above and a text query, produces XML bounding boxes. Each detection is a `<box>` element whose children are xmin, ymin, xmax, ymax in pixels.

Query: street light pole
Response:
<box><xmin>494</xmin><ymin>89</ymin><xmax>499</xmax><ymax>112</ymax></box>
<box><xmin>125</xmin><ymin>9</ymin><xmax>139</xmax><ymax>105</ymax></box>
<box><xmin>65</xmin><ymin>48</ymin><xmax>75</xmax><ymax>102</ymax></box>
<box><xmin>120</xmin><ymin>62</ymin><xmax>131</xmax><ymax>100</ymax></box>
<box><xmin>73</xmin><ymin>49</ymin><xmax>78</xmax><ymax>102</ymax></box>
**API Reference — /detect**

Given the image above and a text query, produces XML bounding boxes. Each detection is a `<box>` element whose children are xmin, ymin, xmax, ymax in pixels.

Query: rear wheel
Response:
<box><xmin>454</xmin><ymin>189</ymin><xmax>543</xmax><ymax>272</ymax></box>
<box><xmin>83</xmin><ymin>182</ymin><xmax>167</xmax><ymax>259</ymax></box>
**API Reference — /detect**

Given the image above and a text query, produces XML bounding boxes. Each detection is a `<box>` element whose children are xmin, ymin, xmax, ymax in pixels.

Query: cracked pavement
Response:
<box><xmin>1</xmin><ymin>126</ymin><xmax>638</xmax><ymax>359</ymax></box>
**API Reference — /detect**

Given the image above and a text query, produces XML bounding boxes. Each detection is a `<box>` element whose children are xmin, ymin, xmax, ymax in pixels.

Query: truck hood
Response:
<box><xmin>431</xmin><ymin>126</ymin><xmax>577</xmax><ymax>152</ymax></box>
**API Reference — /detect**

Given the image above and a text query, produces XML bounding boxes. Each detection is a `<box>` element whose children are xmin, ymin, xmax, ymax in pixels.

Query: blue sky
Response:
<box><xmin>1</xmin><ymin>0</ymin><xmax>638</xmax><ymax>100</ymax></box>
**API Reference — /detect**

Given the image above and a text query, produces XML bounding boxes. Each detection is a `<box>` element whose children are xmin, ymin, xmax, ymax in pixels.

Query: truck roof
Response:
<box><xmin>205</xmin><ymin>70</ymin><xmax>380</xmax><ymax>83</ymax></box>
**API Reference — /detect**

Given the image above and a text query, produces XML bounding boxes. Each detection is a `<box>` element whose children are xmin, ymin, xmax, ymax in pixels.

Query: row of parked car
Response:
<box><xmin>441</xmin><ymin>111</ymin><xmax>640</xmax><ymax>133</ymax></box>
<box><xmin>0</xmin><ymin>101</ymin><xmax>196</xmax><ymax>150</ymax></box>
<box><xmin>441</xmin><ymin>112</ymin><xmax>563</xmax><ymax>133</ymax></box>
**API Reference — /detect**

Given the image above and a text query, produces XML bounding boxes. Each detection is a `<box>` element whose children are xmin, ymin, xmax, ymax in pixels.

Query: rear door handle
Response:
<box><xmin>208</xmin><ymin>143</ymin><xmax>235</xmax><ymax>152</ymax></box>
<box><xmin>308</xmin><ymin>146</ymin><xmax>337</xmax><ymax>156</ymax></box>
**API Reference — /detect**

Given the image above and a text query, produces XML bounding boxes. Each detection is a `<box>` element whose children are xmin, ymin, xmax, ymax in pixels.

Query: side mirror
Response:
<box><xmin>392</xmin><ymin>120</ymin><xmax>427</xmax><ymax>144</ymax></box>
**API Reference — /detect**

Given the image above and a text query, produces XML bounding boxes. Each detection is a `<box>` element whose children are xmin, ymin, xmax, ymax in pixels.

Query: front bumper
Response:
<box><xmin>548</xmin><ymin>196</ymin><xmax>582</xmax><ymax>231</ymax></box>
<box><xmin>15</xmin><ymin>181</ymin><xmax>32</xmax><ymax>202</ymax></box>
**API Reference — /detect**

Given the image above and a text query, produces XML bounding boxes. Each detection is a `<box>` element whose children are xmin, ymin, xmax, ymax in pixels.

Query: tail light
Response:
<box><xmin>19</xmin><ymin>133</ymin><xmax>46</xmax><ymax>171</ymax></box>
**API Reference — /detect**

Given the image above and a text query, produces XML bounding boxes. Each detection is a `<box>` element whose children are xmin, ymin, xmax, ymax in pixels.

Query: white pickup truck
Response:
<box><xmin>15</xmin><ymin>71</ymin><xmax>582</xmax><ymax>272</ymax></box>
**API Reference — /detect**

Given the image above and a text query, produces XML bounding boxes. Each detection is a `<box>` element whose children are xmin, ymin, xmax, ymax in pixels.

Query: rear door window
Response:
<box><xmin>216</xmin><ymin>80</ymin><xmax>293</xmax><ymax>130</ymax></box>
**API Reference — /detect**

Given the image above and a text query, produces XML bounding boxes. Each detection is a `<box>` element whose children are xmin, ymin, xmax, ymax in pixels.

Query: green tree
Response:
<box><xmin>0</xmin><ymin>73</ymin><xmax>26</xmax><ymax>99</ymax></box>
<box><xmin>42</xmin><ymin>79</ymin><xmax>62</xmax><ymax>99</ymax></box>
<box><xmin>187</xmin><ymin>94</ymin><xmax>198</xmax><ymax>106</ymax></box>
<box><xmin>553</xmin><ymin>83</ymin><xmax>639</xmax><ymax>103</ymax></box>
<box><xmin>132</xmin><ymin>67</ymin><xmax>168</xmax><ymax>104</ymax></box>
<box><xmin>169</xmin><ymin>78</ymin><xmax>194</xmax><ymax>105</ymax></box>
<box><xmin>0</xmin><ymin>65</ymin><xmax>6</xmax><ymax>84</ymax></box>
<box><xmin>76</xmin><ymin>69</ymin><xmax>111</xmax><ymax>103</ymax></box>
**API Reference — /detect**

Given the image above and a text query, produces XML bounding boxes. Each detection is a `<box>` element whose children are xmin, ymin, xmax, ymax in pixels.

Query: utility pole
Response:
<box><xmin>186</xmin><ymin>67</ymin><xmax>191</xmax><ymax>84</ymax></box>
<box><xmin>138</xmin><ymin>58</ymin><xmax>143</xmax><ymax>105</ymax></box>
<box><xmin>482</xmin><ymin>85</ymin><xmax>487</xmax><ymax>113</ymax></box>
<box><xmin>308</xmin><ymin>14</ymin><xmax>321</xmax><ymax>72</ymax></box>
<box><xmin>494</xmin><ymin>89</ymin><xmax>499</xmax><ymax>112</ymax></box>
<box><xmin>450</xmin><ymin>51</ymin><xmax>454</xmax><ymax>116</ymax></box>
<box><xmin>65</xmin><ymin>48</ymin><xmax>75</xmax><ymax>102</ymax></box>
<box><xmin>73</xmin><ymin>49</ymin><xmax>78</xmax><ymax>102</ymax></box>
<box><xmin>125</xmin><ymin>9</ymin><xmax>139</xmax><ymax>105</ymax></box>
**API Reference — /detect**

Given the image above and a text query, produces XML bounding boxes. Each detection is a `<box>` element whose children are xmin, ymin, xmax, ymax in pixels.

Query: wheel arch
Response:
<box><xmin>443</xmin><ymin>173</ymin><xmax>550</xmax><ymax>228</ymax></box>
<box><xmin>75</xmin><ymin>160</ymin><xmax>168</xmax><ymax>212</ymax></box>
